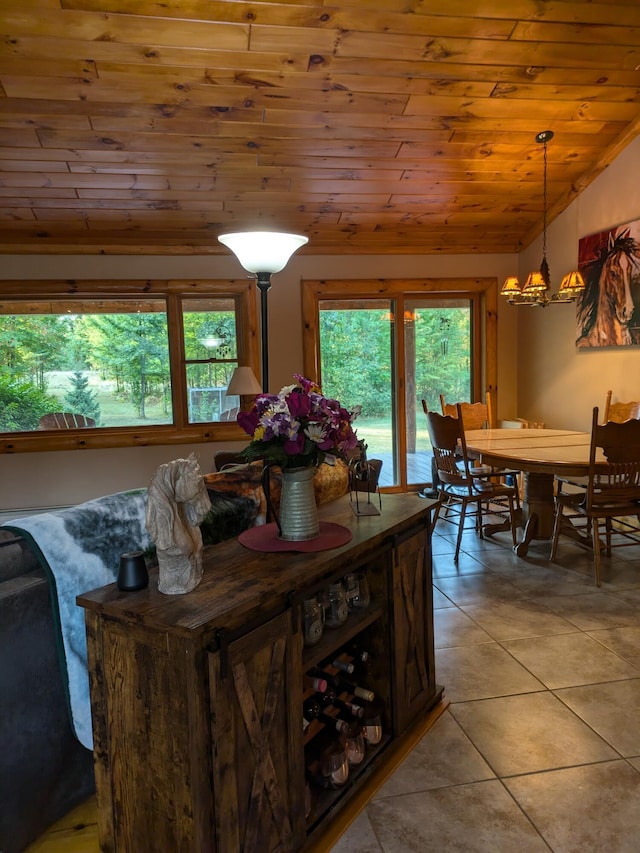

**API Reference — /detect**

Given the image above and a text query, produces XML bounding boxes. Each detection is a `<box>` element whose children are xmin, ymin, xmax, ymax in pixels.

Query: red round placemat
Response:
<box><xmin>238</xmin><ymin>521</ymin><xmax>352</xmax><ymax>552</ymax></box>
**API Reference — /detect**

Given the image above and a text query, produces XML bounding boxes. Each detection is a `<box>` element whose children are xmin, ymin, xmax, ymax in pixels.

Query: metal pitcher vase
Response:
<box><xmin>275</xmin><ymin>465</ymin><xmax>320</xmax><ymax>541</ymax></box>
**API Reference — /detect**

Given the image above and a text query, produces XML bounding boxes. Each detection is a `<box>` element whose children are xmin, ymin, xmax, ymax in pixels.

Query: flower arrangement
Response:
<box><xmin>237</xmin><ymin>374</ymin><xmax>360</xmax><ymax>470</ymax></box>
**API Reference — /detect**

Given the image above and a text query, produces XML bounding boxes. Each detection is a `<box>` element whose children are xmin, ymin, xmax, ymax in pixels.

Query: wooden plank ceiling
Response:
<box><xmin>1</xmin><ymin>0</ymin><xmax>640</xmax><ymax>256</ymax></box>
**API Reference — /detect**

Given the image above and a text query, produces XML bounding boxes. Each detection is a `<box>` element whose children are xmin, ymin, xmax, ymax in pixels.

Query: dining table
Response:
<box><xmin>464</xmin><ymin>427</ymin><xmax>598</xmax><ymax>556</ymax></box>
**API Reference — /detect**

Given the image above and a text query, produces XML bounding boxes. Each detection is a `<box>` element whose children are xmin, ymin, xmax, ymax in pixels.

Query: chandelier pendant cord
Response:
<box><xmin>542</xmin><ymin>138</ymin><xmax>548</xmax><ymax>265</ymax></box>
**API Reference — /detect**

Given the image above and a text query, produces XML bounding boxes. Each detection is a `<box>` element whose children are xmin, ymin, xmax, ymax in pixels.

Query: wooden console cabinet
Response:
<box><xmin>78</xmin><ymin>493</ymin><xmax>442</xmax><ymax>852</ymax></box>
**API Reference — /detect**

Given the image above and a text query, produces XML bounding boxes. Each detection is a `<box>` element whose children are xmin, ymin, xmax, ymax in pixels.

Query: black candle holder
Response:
<box><xmin>117</xmin><ymin>550</ymin><xmax>149</xmax><ymax>591</ymax></box>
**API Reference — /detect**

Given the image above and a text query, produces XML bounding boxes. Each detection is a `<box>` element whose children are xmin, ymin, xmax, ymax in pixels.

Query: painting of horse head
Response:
<box><xmin>577</xmin><ymin>222</ymin><xmax>640</xmax><ymax>348</ymax></box>
<box><xmin>146</xmin><ymin>453</ymin><xmax>212</xmax><ymax>594</ymax></box>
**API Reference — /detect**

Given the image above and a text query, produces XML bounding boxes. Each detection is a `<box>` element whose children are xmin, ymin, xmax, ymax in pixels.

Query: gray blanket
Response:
<box><xmin>3</xmin><ymin>489</ymin><xmax>150</xmax><ymax>750</ymax></box>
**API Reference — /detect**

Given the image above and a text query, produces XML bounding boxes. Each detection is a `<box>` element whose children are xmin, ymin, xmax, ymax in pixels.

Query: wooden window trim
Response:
<box><xmin>0</xmin><ymin>279</ymin><xmax>259</xmax><ymax>454</ymax></box>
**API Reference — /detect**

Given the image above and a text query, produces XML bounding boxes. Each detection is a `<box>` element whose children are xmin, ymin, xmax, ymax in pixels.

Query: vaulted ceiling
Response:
<box><xmin>1</xmin><ymin>0</ymin><xmax>640</xmax><ymax>256</ymax></box>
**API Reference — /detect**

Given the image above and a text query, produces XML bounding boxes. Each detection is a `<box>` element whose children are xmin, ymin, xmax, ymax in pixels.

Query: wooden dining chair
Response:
<box><xmin>434</xmin><ymin>393</ymin><xmax>521</xmax><ymax>507</ymax></box>
<box><xmin>602</xmin><ymin>390</ymin><xmax>640</xmax><ymax>424</ymax></box>
<box><xmin>557</xmin><ymin>390</ymin><xmax>640</xmax><ymax>501</ymax></box>
<box><xmin>425</xmin><ymin>404</ymin><xmax>518</xmax><ymax>562</ymax></box>
<box><xmin>550</xmin><ymin>406</ymin><xmax>640</xmax><ymax>586</ymax></box>
<box><xmin>439</xmin><ymin>391</ymin><xmax>495</xmax><ymax>429</ymax></box>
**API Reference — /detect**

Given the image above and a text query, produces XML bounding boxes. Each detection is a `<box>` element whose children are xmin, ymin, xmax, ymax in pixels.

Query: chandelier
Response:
<box><xmin>501</xmin><ymin>130</ymin><xmax>585</xmax><ymax>307</ymax></box>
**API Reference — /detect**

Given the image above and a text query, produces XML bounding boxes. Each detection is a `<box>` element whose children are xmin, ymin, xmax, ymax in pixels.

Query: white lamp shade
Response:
<box><xmin>226</xmin><ymin>366</ymin><xmax>262</xmax><ymax>396</ymax></box>
<box><xmin>218</xmin><ymin>231</ymin><xmax>308</xmax><ymax>274</ymax></box>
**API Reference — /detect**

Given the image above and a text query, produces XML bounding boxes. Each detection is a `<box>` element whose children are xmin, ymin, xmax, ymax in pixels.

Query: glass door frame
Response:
<box><xmin>301</xmin><ymin>277</ymin><xmax>498</xmax><ymax>492</ymax></box>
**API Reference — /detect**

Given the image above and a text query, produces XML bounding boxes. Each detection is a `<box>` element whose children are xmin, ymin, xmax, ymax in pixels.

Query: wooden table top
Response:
<box><xmin>465</xmin><ymin>428</ymin><xmax>598</xmax><ymax>476</ymax></box>
<box><xmin>77</xmin><ymin>492</ymin><xmax>437</xmax><ymax>637</ymax></box>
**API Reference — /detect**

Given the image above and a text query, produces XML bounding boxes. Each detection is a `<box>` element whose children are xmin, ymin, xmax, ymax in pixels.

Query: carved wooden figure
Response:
<box><xmin>146</xmin><ymin>454</ymin><xmax>211</xmax><ymax>594</ymax></box>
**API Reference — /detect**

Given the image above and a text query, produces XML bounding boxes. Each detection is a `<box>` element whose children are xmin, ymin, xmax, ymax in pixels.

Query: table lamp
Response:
<box><xmin>226</xmin><ymin>365</ymin><xmax>262</xmax><ymax>400</ymax></box>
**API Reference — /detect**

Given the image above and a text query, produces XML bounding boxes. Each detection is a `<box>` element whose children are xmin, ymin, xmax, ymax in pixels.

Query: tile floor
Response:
<box><xmin>331</xmin><ymin>517</ymin><xmax>640</xmax><ymax>852</ymax></box>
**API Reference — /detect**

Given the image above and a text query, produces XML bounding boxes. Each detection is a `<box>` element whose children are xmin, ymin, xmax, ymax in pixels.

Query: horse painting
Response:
<box><xmin>577</xmin><ymin>228</ymin><xmax>640</xmax><ymax>348</ymax></box>
<box><xmin>146</xmin><ymin>453</ymin><xmax>212</xmax><ymax>594</ymax></box>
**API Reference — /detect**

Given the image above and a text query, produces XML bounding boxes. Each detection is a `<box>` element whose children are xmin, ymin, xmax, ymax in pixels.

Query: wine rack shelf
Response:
<box><xmin>78</xmin><ymin>493</ymin><xmax>441</xmax><ymax>852</ymax></box>
<box><xmin>301</xmin><ymin>603</ymin><xmax>384</xmax><ymax>671</ymax></box>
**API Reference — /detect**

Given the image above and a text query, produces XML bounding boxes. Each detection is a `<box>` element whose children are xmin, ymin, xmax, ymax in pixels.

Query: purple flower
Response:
<box><xmin>237</xmin><ymin>374</ymin><xmax>358</xmax><ymax>469</ymax></box>
<box><xmin>287</xmin><ymin>388</ymin><xmax>311</xmax><ymax>418</ymax></box>
<box><xmin>293</xmin><ymin>374</ymin><xmax>320</xmax><ymax>395</ymax></box>
<box><xmin>237</xmin><ymin>409</ymin><xmax>259</xmax><ymax>436</ymax></box>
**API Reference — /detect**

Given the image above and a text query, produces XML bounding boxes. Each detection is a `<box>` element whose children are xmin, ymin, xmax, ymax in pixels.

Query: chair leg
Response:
<box><xmin>431</xmin><ymin>495</ymin><xmax>443</xmax><ymax>528</ymax></box>
<box><xmin>509</xmin><ymin>495</ymin><xmax>517</xmax><ymax>548</ymax></box>
<box><xmin>455</xmin><ymin>502</ymin><xmax>466</xmax><ymax>562</ymax></box>
<box><xmin>605</xmin><ymin>517</ymin><xmax>612</xmax><ymax>557</ymax></box>
<box><xmin>549</xmin><ymin>502</ymin><xmax>562</xmax><ymax>560</ymax></box>
<box><xmin>592</xmin><ymin>518</ymin><xmax>602</xmax><ymax>587</ymax></box>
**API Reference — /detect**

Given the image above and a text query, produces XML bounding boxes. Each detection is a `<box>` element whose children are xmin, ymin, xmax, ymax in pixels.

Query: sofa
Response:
<box><xmin>0</xmin><ymin>529</ymin><xmax>95</xmax><ymax>853</ymax></box>
<box><xmin>0</xmin><ymin>458</ymin><xmax>350</xmax><ymax>853</ymax></box>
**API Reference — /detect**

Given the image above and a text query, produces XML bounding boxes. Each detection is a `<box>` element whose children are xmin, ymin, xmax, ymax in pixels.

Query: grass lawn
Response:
<box><xmin>47</xmin><ymin>370</ymin><xmax>171</xmax><ymax>427</ymax></box>
<box><xmin>354</xmin><ymin>416</ymin><xmax>430</xmax><ymax>454</ymax></box>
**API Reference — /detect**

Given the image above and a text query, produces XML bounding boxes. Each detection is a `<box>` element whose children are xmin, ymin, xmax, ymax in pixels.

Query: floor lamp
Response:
<box><xmin>218</xmin><ymin>231</ymin><xmax>309</xmax><ymax>392</ymax></box>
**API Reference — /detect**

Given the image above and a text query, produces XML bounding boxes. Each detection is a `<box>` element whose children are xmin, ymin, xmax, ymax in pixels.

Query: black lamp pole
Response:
<box><xmin>256</xmin><ymin>271</ymin><xmax>272</xmax><ymax>392</ymax></box>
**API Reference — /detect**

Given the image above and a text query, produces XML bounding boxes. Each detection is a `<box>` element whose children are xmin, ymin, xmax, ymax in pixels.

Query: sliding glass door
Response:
<box><xmin>316</xmin><ymin>293</ymin><xmax>474</xmax><ymax>489</ymax></box>
<box><xmin>319</xmin><ymin>298</ymin><xmax>396</xmax><ymax>483</ymax></box>
<box><xmin>404</xmin><ymin>298</ymin><xmax>472</xmax><ymax>487</ymax></box>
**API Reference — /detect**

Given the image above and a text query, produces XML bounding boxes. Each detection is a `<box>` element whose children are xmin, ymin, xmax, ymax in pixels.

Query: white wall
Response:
<box><xmin>515</xmin><ymin>136</ymin><xmax>640</xmax><ymax>430</ymax></box>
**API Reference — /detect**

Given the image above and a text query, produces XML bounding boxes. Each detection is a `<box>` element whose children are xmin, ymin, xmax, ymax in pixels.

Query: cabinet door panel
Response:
<box><xmin>209</xmin><ymin>610</ymin><xmax>305</xmax><ymax>853</ymax></box>
<box><xmin>391</xmin><ymin>522</ymin><xmax>435</xmax><ymax>731</ymax></box>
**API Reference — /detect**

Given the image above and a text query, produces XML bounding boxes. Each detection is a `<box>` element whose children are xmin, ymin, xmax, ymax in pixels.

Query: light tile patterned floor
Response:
<box><xmin>331</xmin><ymin>519</ymin><xmax>640</xmax><ymax>852</ymax></box>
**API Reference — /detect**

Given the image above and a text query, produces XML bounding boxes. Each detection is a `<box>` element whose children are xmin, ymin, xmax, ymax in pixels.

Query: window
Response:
<box><xmin>183</xmin><ymin>298</ymin><xmax>240</xmax><ymax>424</ymax></box>
<box><xmin>0</xmin><ymin>279</ymin><xmax>258</xmax><ymax>452</ymax></box>
<box><xmin>302</xmin><ymin>278</ymin><xmax>497</xmax><ymax>491</ymax></box>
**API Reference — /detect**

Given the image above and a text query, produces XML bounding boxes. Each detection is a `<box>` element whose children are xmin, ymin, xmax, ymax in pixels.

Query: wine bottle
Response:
<box><xmin>332</xmin><ymin>696</ymin><xmax>365</xmax><ymax>718</ymax></box>
<box><xmin>302</xmin><ymin>696</ymin><xmax>322</xmax><ymax>722</ymax></box>
<box><xmin>315</xmin><ymin>686</ymin><xmax>364</xmax><ymax>717</ymax></box>
<box><xmin>309</xmin><ymin>666</ymin><xmax>375</xmax><ymax>703</ymax></box>
<box><xmin>303</xmin><ymin>673</ymin><xmax>328</xmax><ymax>693</ymax></box>
<box><xmin>344</xmin><ymin>642</ymin><xmax>371</xmax><ymax>678</ymax></box>
<box><xmin>308</xmin><ymin>665</ymin><xmax>335</xmax><ymax>684</ymax></box>
<box><xmin>318</xmin><ymin>685</ymin><xmax>337</xmax><ymax>706</ymax></box>
<box><xmin>346</xmin><ymin>640</ymin><xmax>370</xmax><ymax>665</ymax></box>
<box><xmin>331</xmin><ymin>656</ymin><xmax>355</xmax><ymax>674</ymax></box>
<box><xmin>319</xmin><ymin>711</ymin><xmax>361</xmax><ymax>738</ymax></box>
<box><xmin>318</xmin><ymin>685</ymin><xmax>364</xmax><ymax>716</ymax></box>
<box><xmin>336</xmin><ymin>677</ymin><xmax>375</xmax><ymax>703</ymax></box>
